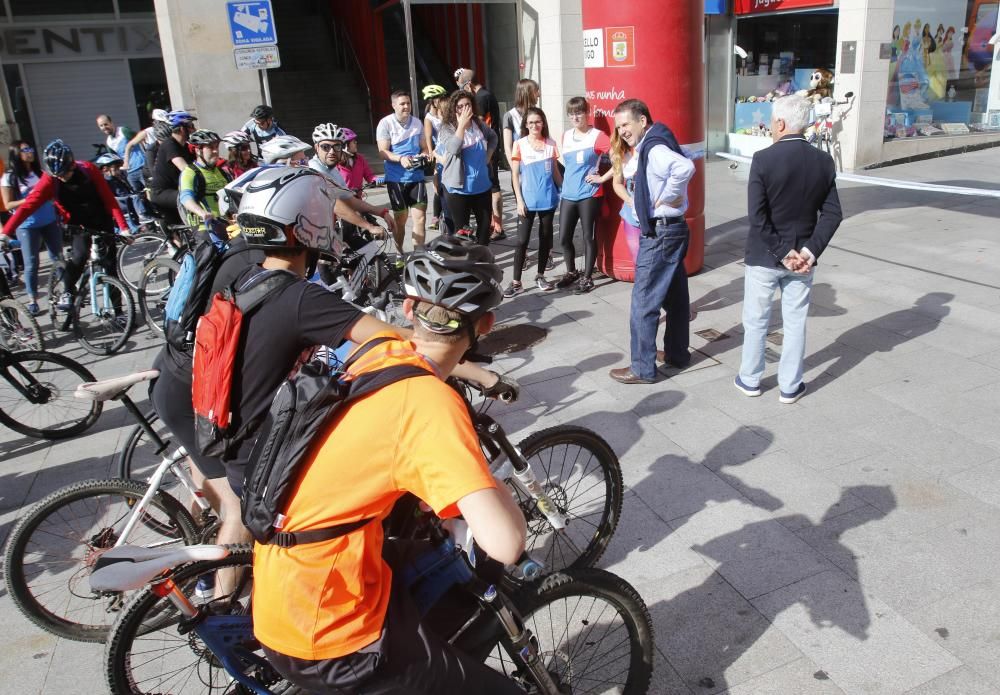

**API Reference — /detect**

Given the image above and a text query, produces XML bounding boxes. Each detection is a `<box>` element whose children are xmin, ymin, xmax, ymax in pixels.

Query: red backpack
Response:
<box><xmin>192</xmin><ymin>269</ymin><xmax>297</xmax><ymax>458</ymax></box>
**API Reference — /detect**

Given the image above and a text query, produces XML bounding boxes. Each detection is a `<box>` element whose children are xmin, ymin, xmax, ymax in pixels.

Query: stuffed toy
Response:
<box><xmin>798</xmin><ymin>68</ymin><xmax>834</xmax><ymax>103</ymax></box>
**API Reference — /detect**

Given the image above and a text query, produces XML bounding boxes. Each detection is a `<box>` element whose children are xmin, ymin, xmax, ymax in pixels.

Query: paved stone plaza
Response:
<box><xmin>2</xmin><ymin>149</ymin><xmax>999</xmax><ymax>694</ymax></box>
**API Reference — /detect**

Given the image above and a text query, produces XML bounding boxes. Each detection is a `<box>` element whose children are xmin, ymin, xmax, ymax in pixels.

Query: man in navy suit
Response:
<box><xmin>735</xmin><ymin>94</ymin><xmax>843</xmax><ymax>404</ymax></box>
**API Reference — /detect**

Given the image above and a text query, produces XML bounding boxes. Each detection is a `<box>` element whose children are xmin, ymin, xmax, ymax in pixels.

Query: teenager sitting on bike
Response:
<box><xmin>220</xmin><ymin>130</ymin><xmax>258</xmax><ymax>179</ymax></box>
<box><xmin>254</xmin><ymin>236</ymin><xmax>527</xmax><ymax>694</ymax></box>
<box><xmin>95</xmin><ymin>152</ymin><xmax>141</xmax><ymax>232</ymax></box>
<box><xmin>178</xmin><ymin>129</ymin><xmax>231</xmax><ymax>230</ymax></box>
<box><xmin>148</xmin><ymin>110</ymin><xmax>196</xmax><ymax>224</ymax></box>
<box><xmin>2</xmin><ymin>139</ymin><xmax>128</xmax><ymax>310</ymax></box>
<box><xmin>201</xmin><ymin>167</ymin><xmax>516</xmax><ymax>498</ymax></box>
<box><xmin>260</xmin><ymin>135</ymin><xmax>311</xmax><ymax>166</ymax></box>
<box><xmin>1</xmin><ymin>140</ymin><xmax>62</xmax><ymax>316</ymax></box>
<box><xmin>309</xmin><ymin>123</ymin><xmax>393</xmax><ymax>246</ymax></box>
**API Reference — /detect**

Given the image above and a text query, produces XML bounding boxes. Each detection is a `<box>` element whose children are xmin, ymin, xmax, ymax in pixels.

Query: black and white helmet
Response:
<box><xmin>404</xmin><ymin>237</ymin><xmax>503</xmax><ymax>325</ymax></box>
<box><xmin>311</xmin><ymin>122</ymin><xmax>345</xmax><ymax>144</ymax></box>
<box><xmin>235</xmin><ymin>167</ymin><xmax>344</xmax><ymax>257</ymax></box>
<box><xmin>43</xmin><ymin>139</ymin><xmax>74</xmax><ymax>177</ymax></box>
<box><xmin>260</xmin><ymin>135</ymin><xmax>310</xmax><ymax>164</ymax></box>
<box><xmin>188</xmin><ymin>129</ymin><xmax>221</xmax><ymax>146</ymax></box>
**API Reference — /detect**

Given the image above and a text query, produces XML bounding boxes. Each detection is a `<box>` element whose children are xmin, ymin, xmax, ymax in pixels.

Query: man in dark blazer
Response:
<box><xmin>734</xmin><ymin>94</ymin><xmax>843</xmax><ymax>404</ymax></box>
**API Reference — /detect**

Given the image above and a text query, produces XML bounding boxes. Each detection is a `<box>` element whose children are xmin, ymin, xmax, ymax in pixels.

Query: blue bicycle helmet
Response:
<box><xmin>166</xmin><ymin>110</ymin><xmax>196</xmax><ymax>129</ymax></box>
<box><xmin>43</xmin><ymin>139</ymin><xmax>75</xmax><ymax>177</ymax></box>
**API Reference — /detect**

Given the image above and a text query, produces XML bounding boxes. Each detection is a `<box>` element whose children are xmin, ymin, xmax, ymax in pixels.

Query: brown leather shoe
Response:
<box><xmin>609</xmin><ymin>367</ymin><xmax>655</xmax><ymax>384</ymax></box>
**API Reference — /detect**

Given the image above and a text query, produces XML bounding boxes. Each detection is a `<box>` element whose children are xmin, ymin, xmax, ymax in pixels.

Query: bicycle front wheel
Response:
<box><xmin>73</xmin><ymin>274</ymin><xmax>135</xmax><ymax>355</ymax></box>
<box><xmin>3</xmin><ymin>479</ymin><xmax>199</xmax><ymax>642</ymax></box>
<box><xmin>105</xmin><ymin>547</ymin><xmax>295</xmax><ymax>695</ymax></box>
<box><xmin>0</xmin><ymin>349</ymin><xmax>102</xmax><ymax>439</ymax></box>
<box><xmin>117</xmin><ymin>232</ymin><xmax>171</xmax><ymax>291</ymax></box>
<box><xmin>466</xmin><ymin>568</ymin><xmax>655</xmax><ymax>695</ymax></box>
<box><xmin>137</xmin><ymin>257</ymin><xmax>179</xmax><ymax>336</ymax></box>
<box><xmin>512</xmin><ymin>425</ymin><xmax>624</xmax><ymax>573</ymax></box>
<box><xmin>0</xmin><ymin>297</ymin><xmax>45</xmax><ymax>353</ymax></box>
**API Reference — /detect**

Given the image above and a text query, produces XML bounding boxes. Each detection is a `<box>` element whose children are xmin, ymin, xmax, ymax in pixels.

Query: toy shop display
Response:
<box><xmin>732</xmin><ymin>67</ymin><xmax>838</xmax><ymax>139</ymax></box>
<box><xmin>884</xmin><ymin>5</ymin><xmax>998</xmax><ymax>140</ymax></box>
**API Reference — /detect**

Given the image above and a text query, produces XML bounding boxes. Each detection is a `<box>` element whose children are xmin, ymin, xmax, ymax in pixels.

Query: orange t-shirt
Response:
<box><xmin>252</xmin><ymin>336</ymin><xmax>497</xmax><ymax>660</ymax></box>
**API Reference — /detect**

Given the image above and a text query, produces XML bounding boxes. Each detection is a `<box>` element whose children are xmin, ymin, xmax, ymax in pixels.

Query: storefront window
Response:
<box><xmin>730</xmin><ymin>9</ymin><xmax>839</xmax><ymax>155</ymax></box>
<box><xmin>885</xmin><ymin>0</ymin><xmax>1000</xmax><ymax>139</ymax></box>
<box><xmin>9</xmin><ymin>0</ymin><xmax>114</xmax><ymax>18</ymax></box>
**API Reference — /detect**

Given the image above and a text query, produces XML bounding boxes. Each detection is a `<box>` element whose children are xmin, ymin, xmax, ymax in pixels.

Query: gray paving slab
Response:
<box><xmin>5</xmin><ymin>150</ymin><xmax>1000</xmax><ymax>693</ymax></box>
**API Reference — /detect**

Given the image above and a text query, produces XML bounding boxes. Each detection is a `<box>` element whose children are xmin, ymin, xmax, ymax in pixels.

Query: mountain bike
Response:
<box><xmin>324</xmin><ymin>215</ymin><xmax>407</xmax><ymax>326</ymax></box>
<box><xmin>0</xmin><ymin>268</ymin><xmax>44</xmax><ymax>353</ymax></box>
<box><xmin>0</xmin><ymin>345</ymin><xmax>101</xmax><ymax>438</ymax></box>
<box><xmin>99</xmin><ymin>533</ymin><xmax>653</xmax><ymax>694</ymax></box>
<box><xmin>116</xmin><ymin>221</ymin><xmax>191</xmax><ymax>292</ymax></box>
<box><xmin>3</xmin><ymin>368</ymin><xmax>214</xmax><ymax>642</ymax></box>
<box><xmin>49</xmin><ymin>226</ymin><xmax>136</xmax><ymax>355</ymax></box>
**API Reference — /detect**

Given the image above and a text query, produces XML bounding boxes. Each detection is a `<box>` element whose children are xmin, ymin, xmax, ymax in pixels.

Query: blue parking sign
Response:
<box><xmin>227</xmin><ymin>1</ymin><xmax>277</xmax><ymax>47</ymax></box>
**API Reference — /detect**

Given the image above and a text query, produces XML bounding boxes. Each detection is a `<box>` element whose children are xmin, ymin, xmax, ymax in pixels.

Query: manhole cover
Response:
<box><xmin>478</xmin><ymin>324</ymin><xmax>548</xmax><ymax>355</ymax></box>
<box><xmin>766</xmin><ymin>331</ymin><xmax>784</xmax><ymax>346</ymax></box>
<box><xmin>695</xmin><ymin>328</ymin><xmax>730</xmax><ymax>342</ymax></box>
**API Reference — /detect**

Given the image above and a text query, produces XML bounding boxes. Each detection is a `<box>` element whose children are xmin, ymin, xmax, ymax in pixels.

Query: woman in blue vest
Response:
<box><xmin>504</xmin><ymin>107</ymin><xmax>562</xmax><ymax>298</ymax></box>
<box><xmin>437</xmin><ymin>90</ymin><xmax>497</xmax><ymax>245</ymax></box>
<box><xmin>0</xmin><ymin>141</ymin><xmax>62</xmax><ymax>316</ymax></box>
<box><xmin>557</xmin><ymin>97</ymin><xmax>612</xmax><ymax>294</ymax></box>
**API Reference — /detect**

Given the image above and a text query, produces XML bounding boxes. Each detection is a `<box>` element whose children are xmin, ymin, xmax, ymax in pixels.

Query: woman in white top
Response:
<box><xmin>1</xmin><ymin>141</ymin><xmax>63</xmax><ymax>316</ymax></box>
<box><xmin>500</xmin><ymin>79</ymin><xmax>539</xmax><ymax>241</ymax></box>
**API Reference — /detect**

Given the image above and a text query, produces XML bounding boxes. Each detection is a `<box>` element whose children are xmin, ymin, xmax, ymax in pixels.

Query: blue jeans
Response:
<box><xmin>629</xmin><ymin>218</ymin><xmax>690</xmax><ymax>379</ymax></box>
<box><xmin>15</xmin><ymin>222</ymin><xmax>64</xmax><ymax>300</ymax></box>
<box><xmin>739</xmin><ymin>264</ymin><xmax>814</xmax><ymax>393</ymax></box>
<box><xmin>126</xmin><ymin>168</ymin><xmax>151</xmax><ymax>218</ymax></box>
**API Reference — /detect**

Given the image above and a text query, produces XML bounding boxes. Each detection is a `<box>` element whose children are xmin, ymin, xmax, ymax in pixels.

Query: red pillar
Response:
<box><xmin>582</xmin><ymin>0</ymin><xmax>705</xmax><ymax>280</ymax></box>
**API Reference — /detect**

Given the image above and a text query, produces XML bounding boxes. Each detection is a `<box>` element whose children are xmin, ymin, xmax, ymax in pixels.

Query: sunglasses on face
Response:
<box><xmin>20</xmin><ymin>147</ymin><xmax>34</xmax><ymax>153</ymax></box>
<box><xmin>318</xmin><ymin>143</ymin><xmax>342</xmax><ymax>152</ymax></box>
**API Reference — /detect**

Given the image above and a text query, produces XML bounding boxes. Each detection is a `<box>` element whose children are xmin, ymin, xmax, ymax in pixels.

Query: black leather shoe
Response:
<box><xmin>609</xmin><ymin>367</ymin><xmax>655</xmax><ymax>384</ymax></box>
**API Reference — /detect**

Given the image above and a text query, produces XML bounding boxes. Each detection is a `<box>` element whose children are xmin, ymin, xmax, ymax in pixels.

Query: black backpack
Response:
<box><xmin>242</xmin><ymin>337</ymin><xmax>430</xmax><ymax>546</ymax></box>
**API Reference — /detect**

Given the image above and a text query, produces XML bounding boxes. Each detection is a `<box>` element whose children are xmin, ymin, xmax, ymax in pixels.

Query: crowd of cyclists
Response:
<box><xmin>0</xmin><ymin>67</ymin><xmax>661</xmax><ymax>693</ymax></box>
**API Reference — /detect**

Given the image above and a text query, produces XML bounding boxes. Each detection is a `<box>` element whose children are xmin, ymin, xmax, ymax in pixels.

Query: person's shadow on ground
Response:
<box><xmin>652</xmin><ymin>485</ymin><xmax>896</xmax><ymax>693</ymax></box>
<box><xmin>805</xmin><ymin>291</ymin><xmax>952</xmax><ymax>392</ymax></box>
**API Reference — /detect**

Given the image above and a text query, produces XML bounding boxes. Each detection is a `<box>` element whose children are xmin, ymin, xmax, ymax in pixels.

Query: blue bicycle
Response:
<box><xmin>49</xmin><ymin>226</ymin><xmax>136</xmax><ymax>355</ymax></box>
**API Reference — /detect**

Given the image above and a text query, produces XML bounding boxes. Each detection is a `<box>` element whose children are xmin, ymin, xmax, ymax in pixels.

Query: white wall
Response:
<box><xmin>521</xmin><ymin>0</ymin><xmax>586</xmax><ymax>143</ymax></box>
<box><xmin>154</xmin><ymin>0</ymin><xmax>263</xmax><ymax>133</ymax></box>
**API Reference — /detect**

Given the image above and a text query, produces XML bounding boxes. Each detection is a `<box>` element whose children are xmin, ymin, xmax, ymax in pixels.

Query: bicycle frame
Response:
<box><xmin>0</xmin><ymin>348</ymin><xmax>49</xmax><ymax>403</ymax></box>
<box><xmin>114</xmin><ymin>395</ymin><xmax>213</xmax><ymax>543</ymax></box>
<box><xmin>479</xmin><ymin>413</ymin><xmax>568</xmax><ymax>532</ymax></box>
<box><xmin>86</xmin><ymin>235</ymin><xmax>115</xmax><ymax>317</ymax></box>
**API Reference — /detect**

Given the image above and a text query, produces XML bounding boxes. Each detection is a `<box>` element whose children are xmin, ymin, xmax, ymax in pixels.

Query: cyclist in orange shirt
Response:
<box><xmin>253</xmin><ymin>238</ymin><xmax>527</xmax><ymax>694</ymax></box>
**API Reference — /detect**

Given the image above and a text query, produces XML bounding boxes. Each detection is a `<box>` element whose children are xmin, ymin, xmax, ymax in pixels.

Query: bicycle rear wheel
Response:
<box><xmin>0</xmin><ymin>297</ymin><xmax>45</xmax><ymax>354</ymax></box>
<box><xmin>462</xmin><ymin>568</ymin><xmax>654</xmax><ymax>695</ymax></box>
<box><xmin>105</xmin><ymin>547</ymin><xmax>297</xmax><ymax>695</ymax></box>
<box><xmin>137</xmin><ymin>257</ymin><xmax>179</xmax><ymax>336</ymax></box>
<box><xmin>117</xmin><ymin>232</ymin><xmax>171</xmax><ymax>292</ymax></box>
<box><xmin>0</xmin><ymin>349</ymin><xmax>102</xmax><ymax>439</ymax></box>
<box><xmin>511</xmin><ymin>425</ymin><xmax>624</xmax><ymax>573</ymax></box>
<box><xmin>3</xmin><ymin>479</ymin><xmax>199</xmax><ymax>642</ymax></box>
<box><xmin>73</xmin><ymin>273</ymin><xmax>135</xmax><ymax>355</ymax></box>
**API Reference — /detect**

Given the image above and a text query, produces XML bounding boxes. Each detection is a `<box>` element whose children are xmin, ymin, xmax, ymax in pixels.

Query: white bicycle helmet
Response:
<box><xmin>222</xmin><ymin>130</ymin><xmax>251</xmax><ymax>146</ymax></box>
<box><xmin>235</xmin><ymin>167</ymin><xmax>344</xmax><ymax>256</ymax></box>
<box><xmin>260</xmin><ymin>135</ymin><xmax>311</xmax><ymax>164</ymax></box>
<box><xmin>311</xmin><ymin>122</ymin><xmax>345</xmax><ymax>144</ymax></box>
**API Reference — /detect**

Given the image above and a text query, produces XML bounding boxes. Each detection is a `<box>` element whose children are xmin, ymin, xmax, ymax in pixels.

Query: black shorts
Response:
<box><xmin>387</xmin><ymin>181</ymin><xmax>427</xmax><ymax>212</ymax></box>
<box><xmin>149</xmin><ymin>357</ymin><xmax>227</xmax><ymax>480</ymax></box>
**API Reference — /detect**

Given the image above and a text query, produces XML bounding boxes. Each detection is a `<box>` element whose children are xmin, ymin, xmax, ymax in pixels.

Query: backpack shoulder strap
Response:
<box><xmin>232</xmin><ymin>269</ymin><xmax>298</xmax><ymax>313</ymax></box>
<box><xmin>265</xmin><ymin>362</ymin><xmax>431</xmax><ymax>549</ymax></box>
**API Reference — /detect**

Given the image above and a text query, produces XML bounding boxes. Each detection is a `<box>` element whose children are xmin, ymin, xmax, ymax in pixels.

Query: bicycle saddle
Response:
<box><xmin>75</xmin><ymin>369</ymin><xmax>160</xmax><ymax>402</ymax></box>
<box><xmin>90</xmin><ymin>545</ymin><xmax>230</xmax><ymax>592</ymax></box>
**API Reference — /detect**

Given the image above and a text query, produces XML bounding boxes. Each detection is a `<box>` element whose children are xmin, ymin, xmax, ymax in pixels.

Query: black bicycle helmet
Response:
<box><xmin>250</xmin><ymin>104</ymin><xmax>274</xmax><ymax>121</ymax></box>
<box><xmin>188</xmin><ymin>129</ymin><xmax>221</xmax><ymax>146</ymax></box>
<box><xmin>153</xmin><ymin>121</ymin><xmax>174</xmax><ymax>142</ymax></box>
<box><xmin>404</xmin><ymin>237</ymin><xmax>503</xmax><ymax>325</ymax></box>
<box><xmin>43</xmin><ymin>139</ymin><xmax>74</xmax><ymax>177</ymax></box>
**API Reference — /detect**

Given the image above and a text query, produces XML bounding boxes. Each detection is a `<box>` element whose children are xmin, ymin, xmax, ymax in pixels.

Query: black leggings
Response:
<box><xmin>64</xmin><ymin>229</ymin><xmax>117</xmax><ymax>294</ymax></box>
<box><xmin>445</xmin><ymin>189</ymin><xmax>492</xmax><ymax>245</ymax></box>
<box><xmin>559</xmin><ymin>196</ymin><xmax>601</xmax><ymax>276</ymax></box>
<box><xmin>513</xmin><ymin>208</ymin><xmax>555</xmax><ymax>282</ymax></box>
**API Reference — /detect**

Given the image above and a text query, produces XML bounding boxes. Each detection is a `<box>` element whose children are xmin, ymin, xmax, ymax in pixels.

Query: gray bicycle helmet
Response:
<box><xmin>404</xmin><ymin>237</ymin><xmax>503</xmax><ymax>324</ymax></box>
<box><xmin>95</xmin><ymin>152</ymin><xmax>124</xmax><ymax>167</ymax></box>
<box><xmin>153</xmin><ymin>121</ymin><xmax>174</xmax><ymax>142</ymax></box>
